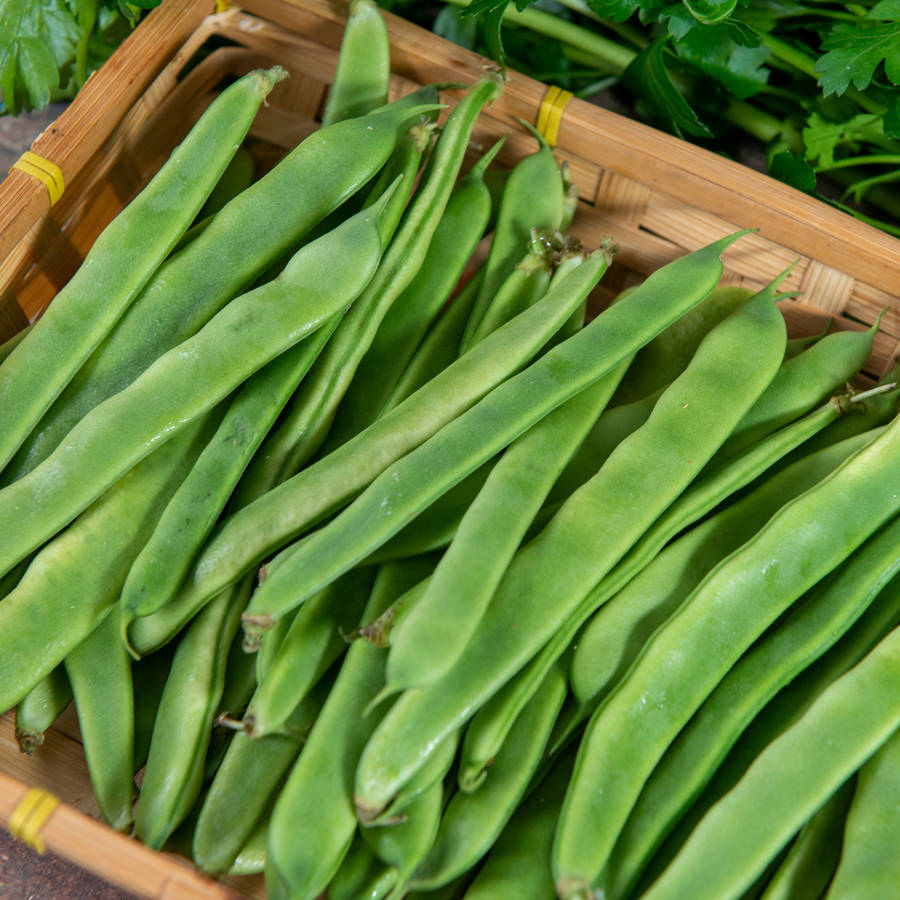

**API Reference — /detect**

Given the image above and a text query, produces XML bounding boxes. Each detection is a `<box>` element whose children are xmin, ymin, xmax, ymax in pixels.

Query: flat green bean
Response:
<box><xmin>14</xmin><ymin>666</ymin><xmax>72</xmax><ymax>754</ymax></box>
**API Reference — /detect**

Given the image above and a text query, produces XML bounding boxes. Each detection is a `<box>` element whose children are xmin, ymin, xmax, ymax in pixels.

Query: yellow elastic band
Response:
<box><xmin>535</xmin><ymin>85</ymin><xmax>573</xmax><ymax>148</ymax></box>
<box><xmin>214</xmin><ymin>0</ymin><xmax>231</xmax><ymax>11</ymax></box>
<box><xmin>8</xmin><ymin>788</ymin><xmax>60</xmax><ymax>855</ymax></box>
<box><xmin>11</xmin><ymin>151</ymin><xmax>65</xmax><ymax>206</ymax></box>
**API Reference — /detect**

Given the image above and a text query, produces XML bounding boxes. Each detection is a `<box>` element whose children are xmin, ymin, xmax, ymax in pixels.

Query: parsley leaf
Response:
<box><xmin>683</xmin><ymin>0</ymin><xmax>738</xmax><ymax>25</ymax></box>
<box><xmin>622</xmin><ymin>38</ymin><xmax>714</xmax><ymax>138</ymax></box>
<box><xmin>585</xmin><ymin>0</ymin><xmax>642</xmax><ymax>23</ymax></box>
<box><xmin>815</xmin><ymin>21</ymin><xmax>900</xmax><ymax>96</ymax></box>
<box><xmin>674</xmin><ymin>22</ymin><xmax>769</xmax><ymax>99</ymax></box>
<box><xmin>803</xmin><ymin>111</ymin><xmax>884</xmax><ymax>166</ymax></box>
<box><xmin>769</xmin><ymin>150</ymin><xmax>816</xmax><ymax>191</ymax></box>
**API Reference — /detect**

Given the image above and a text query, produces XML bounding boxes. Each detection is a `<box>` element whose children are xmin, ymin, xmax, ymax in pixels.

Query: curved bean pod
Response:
<box><xmin>0</xmin><ymin>190</ymin><xmax>391</xmax><ymax>579</ymax></box>
<box><xmin>134</xmin><ymin>574</ymin><xmax>250</xmax><ymax>849</ymax></box>
<box><xmin>324</xmin><ymin>137</ymin><xmax>504</xmax><ymax>448</ymax></box>
<box><xmin>0</xmin><ymin>67</ymin><xmax>283</xmax><ymax>473</ymax></box>
<box><xmin>14</xmin><ymin>666</ymin><xmax>72</xmax><ymax>755</ymax></box>
<box><xmin>825</xmin><ymin>726</ymin><xmax>900</xmax><ymax>899</ymax></box>
<box><xmin>0</xmin><ymin>325</ymin><xmax>30</xmax><ymax>365</ymax></box>
<box><xmin>638</xmin><ymin>615</ymin><xmax>900</xmax><ymax>900</ymax></box>
<box><xmin>327</xmin><ymin>836</ymin><xmax>398</xmax><ymax>900</ymax></box>
<box><xmin>64</xmin><ymin>608</ymin><xmax>134</xmax><ymax>831</ymax></box>
<box><xmin>553</xmin><ymin>411</ymin><xmax>900</xmax><ymax>899</ymax></box>
<box><xmin>321</xmin><ymin>0</ymin><xmax>391</xmax><ymax>126</ymax></box>
<box><xmin>127</xmin><ymin>246</ymin><xmax>608</xmax><ymax>655</ymax></box>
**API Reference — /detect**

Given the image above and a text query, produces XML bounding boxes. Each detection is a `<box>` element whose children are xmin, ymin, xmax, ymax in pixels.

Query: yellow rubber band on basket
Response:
<box><xmin>8</xmin><ymin>788</ymin><xmax>60</xmax><ymax>855</ymax></box>
<box><xmin>214</xmin><ymin>0</ymin><xmax>231</xmax><ymax>11</ymax></box>
<box><xmin>10</xmin><ymin>151</ymin><xmax>65</xmax><ymax>207</ymax></box>
<box><xmin>535</xmin><ymin>85</ymin><xmax>573</xmax><ymax>148</ymax></box>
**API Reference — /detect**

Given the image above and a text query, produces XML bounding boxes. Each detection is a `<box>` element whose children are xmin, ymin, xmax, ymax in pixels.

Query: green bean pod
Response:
<box><xmin>352</xmin><ymin>256</ymin><xmax>781</xmax><ymax>820</ymax></box>
<box><xmin>249</xmin><ymin>74</ymin><xmax>504</xmax><ymax>482</ymax></box>
<box><xmin>264</xmin><ymin>562</ymin><xmax>410</xmax><ymax>900</ymax></box>
<box><xmin>323</xmin><ymin>138</ymin><xmax>504</xmax><ymax>448</ymax></box>
<box><xmin>602</xmin><ymin>512</ymin><xmax>900</xmax><ymax>899</ymax></box>
<box><xmin>0</xmin><ymin>414</ymin><xmax>216</xmax><ymax>714</ymax></box>
<box><xmin>197</xmin><ymin>145</ymin><xmax>255</xmax><ymax>221</ymax></box>
<box><xmin>759</xmin><ymin>778</ymin><xmax>854</xmax><ymax>900</ymax></box>
<box><xmin>0</xmin><ymin>190</ymin><xmax>392</xmax><ymax>580</ymax></box>
<box><xmin>245</xmin><ymin>567</ymin><xmax>375</xmax><ymax>737</ymax></box>
<box><xmin>228</xmin><ymin>815</ymin><xmax>270</xmax><ymax>877</ymax></box>
<box><xmin>385</xmin><ymin>362</ymin><xmax>629</xmax><ymax>695</ymax></box>
<box><xmin>128</xmin><ymin>246</ymin><xmax>611</xmax><ymax>655</ymax></box>
<box><xmin>784</xmin><ymin>325</ymin><xmax>829</xmax><ymax>359</ymax></box>
<box><xmin>64</xmin><ymin>607</ymin><xmax>134</xmax><ymax>831</ymax></box>
<box><xmin>362</xmin><ymin>779</ymin><xmax>444</xmax><ymax>895</ymax></box>
<box><xmin>461</xmin><ymin>128</ymin><xmax>565</xmax><ymax>347</ymax></box>
<box><xmin>825</xmin><ymin>727</ymin><xmax>900</xmax><ymax>899</ymax></box>
<box><xmin>610</xmin><ymin>284</ymin><xmax>752</xmax><ymax>406</ymax></box>
<box><xmin>552</xmin><ymin>411</ymin><xmax>900</xmax><ymax>899</ymax></box>
<box><xmin>409</xmin><ymin>660</ymin><xmax>567</xmax><ymax>889</ymax></box>
<box><xmin>355</xmin><ymin>576</ymin><xmax>434</xmax><ymax>651</ymax></box>
<box><xmin>0</xmin><ymin>67</ymin><xmax>283</xmax><ymax>474</ymax></box>
<box><xmin>0</xmin><ymin>325</ymin><xmax>30</xmax><ymax>365</ymax></box>
<box><xmin>327</xmin><ymin>835</ymin><xmax>398</xmax><ymax>900</ymax></box>
<box><xmin>569</xmin><ymin>427</ymin><xmax>882</xmax><ymax>710</ymax></box>
<box><xmin>14</xmin><ymin>666</ymin><xmax>72</xmax><ymax>754</ymax></box>
<box><xmin>459</xmin><ymin>228</ymin><xmax>557</xmax><ymax>353</ymax></box>
<box><xmin>462</xmin><ymin>748</ymin><xmax>575</xmax><ymax>900</ymax></box>
<box><xmin>134</xmin><ymin>577</ymin><xmax>249</xmax><ymax>849</ymax></box>
<box><xmin>321</xmin><ymin>0</ymin><xmax>391</xmax><ymax>126</ymax></box>
<box><xmin>381</xmin><ymin>269</ymin><xmax>483</xmax><ymax>413</ymax></box>
<box><xmin>638</xmin><ymin>616</ymin><xmax>900</xmax><ymax>900</ymax></box>
<box><xmin>708</xmin><ymin>319</ymin><xmax>878</xmax><ymax>465</ymax></box>
<box><xmin>254</xmin><ymin>608</ymin><xmax>299</xmax><ymax>687</ymax></box>
<box><xmin>2</xmin><ymin>93</ymin><xmax>437</xmax><ymax>487</ymax></box>
<box><xmin>132</xmin><ymin>646</ymin><xmax>175</xmax><ymax>774</ymax></box>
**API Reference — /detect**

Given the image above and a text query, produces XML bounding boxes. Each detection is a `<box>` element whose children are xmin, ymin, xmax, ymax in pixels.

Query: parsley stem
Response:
<box><xmin>816</xmin><ymin>154</ymin><xmax>900</xmax><ymax>172</ymax></box>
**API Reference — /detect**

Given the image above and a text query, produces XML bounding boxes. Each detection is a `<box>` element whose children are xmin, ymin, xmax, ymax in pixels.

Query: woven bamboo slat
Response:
<box><xmin>1</xmin><ymin>0</ymin><xmax>899</xmax><ymax>897</ymax></box>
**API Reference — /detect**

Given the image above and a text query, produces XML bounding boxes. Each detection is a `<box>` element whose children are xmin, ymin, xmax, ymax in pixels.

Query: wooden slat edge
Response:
<box><xmin>0</xmin><ymin>771</ymin><xmax>241</xmax><ymax>900</ymax></box>
<box><xmin>0</xmin><ymin>0</ymin><xmax>213</xmax><ymax>263</ymax></box>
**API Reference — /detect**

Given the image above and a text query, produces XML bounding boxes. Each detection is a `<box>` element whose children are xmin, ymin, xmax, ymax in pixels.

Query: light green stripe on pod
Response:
<box><xmin>321</xmin><ymin>0</ymin><xmax>390</xmax><ymax>126</ymax></box>
<box><xmin>759</xmin><ymin>778</ymin><xmax>854</xmax><ymax>900</ymax></box>
<box><xmin>640</xmin><ymin>616</ymin><xmax>900</xmax><ymax>900</ymax></box>
<box><xmin>14</xmin><ymin>665</ymin><xmax>72</xmax><ymax>755</ymax></box>
<box><xmin>0</xmin><ymin>190</ymin><xmax>391</xmax><ymax>580</ymax></box>
<box><xmin>0</xmin><ymin>413</ymin><xmax>217</xmax><ymax>714</ymax></box>
<box><xmin>824</xmin><ymin>726</ymin><xmax>900</xmax><ymax>899</ymax></box>
<box><xmin>64</xmin><ymin>607</ymin><xmax>134</xmax><ymax>832</ymax></box>
<box><xmin>553</xmin><ymin>414</ymin><xmax>900</xmax><ymax>899</ymax></box>
<box><xmin>2</xmin><ymin>94</ymin><xmax>437</xmax><ymax>488</ymax></box>
<box><xmin>409</xmin><ymin>660</ymin><xmax>567</xmax><ymax>890</ymax></box>
<box><xmin>0</xmin><ymin>67</ymin><xmax>284</xmax><ymax>473</ymax></box>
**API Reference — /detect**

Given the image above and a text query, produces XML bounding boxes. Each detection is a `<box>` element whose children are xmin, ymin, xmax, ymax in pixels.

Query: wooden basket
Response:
<box><xmin>1</xmin><ymin>0</ymin><xmax>900</xmax><ymax>896</ymax></box>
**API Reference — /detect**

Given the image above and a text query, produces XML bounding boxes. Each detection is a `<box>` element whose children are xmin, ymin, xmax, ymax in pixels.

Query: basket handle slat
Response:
<box><xmin>0</xmin><ymin>0</ymin><xmax>213</xmax><ymax>265</ymax></box>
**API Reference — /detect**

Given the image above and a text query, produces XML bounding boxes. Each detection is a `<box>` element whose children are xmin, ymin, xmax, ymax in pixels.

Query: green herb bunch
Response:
<box><xmin>385</xmin><ymin>0</ymin><xmax>900</xmax><ymax>235</ymax></box>
<box><xmin>0</xmin><ymin>0</ymin><xmax>161</xmax><ymax>116</ymax></box>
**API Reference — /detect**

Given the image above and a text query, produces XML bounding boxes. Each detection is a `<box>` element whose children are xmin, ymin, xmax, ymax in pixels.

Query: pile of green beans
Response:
<box><xmin>3</xmin><ymin>4</ymin><xmax>900</xmax><ymax>899</ymax></box>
